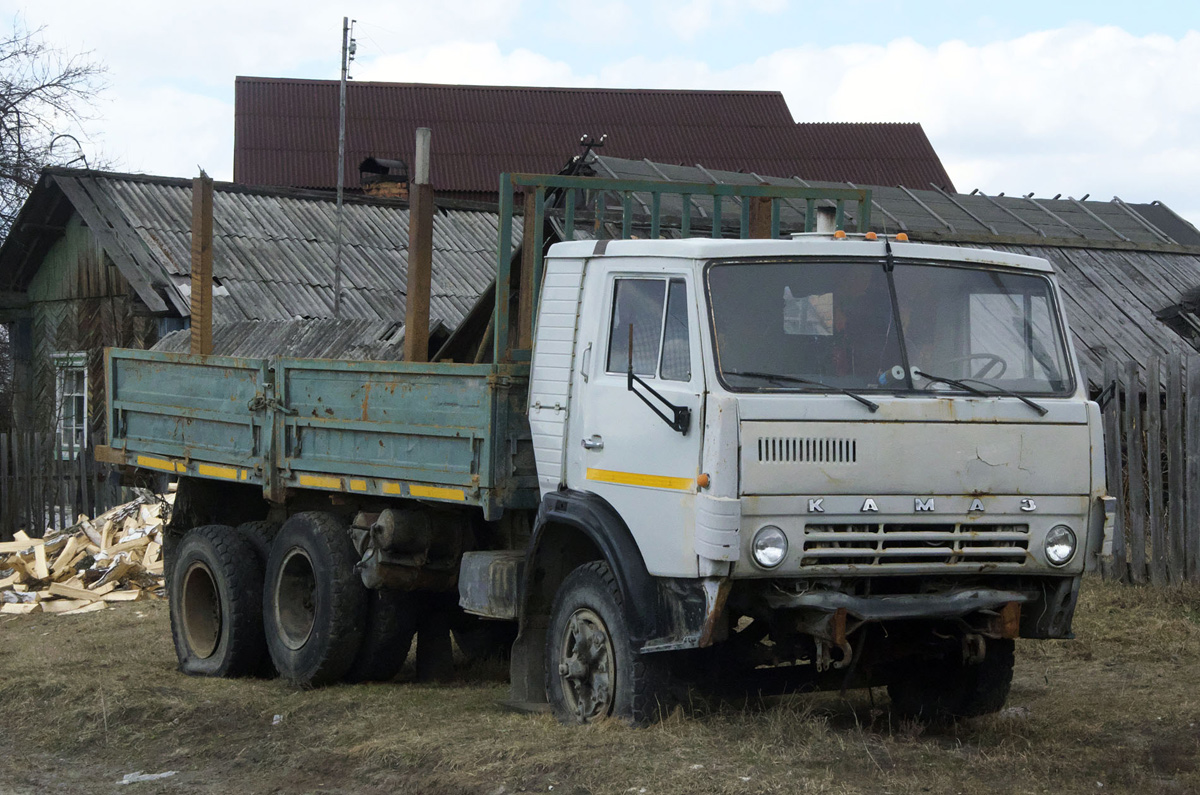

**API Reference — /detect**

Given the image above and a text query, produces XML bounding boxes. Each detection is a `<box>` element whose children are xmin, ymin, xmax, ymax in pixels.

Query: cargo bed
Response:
<box><xmin>98</xmin><ymin>349</ymin><xmax>538</xmax><ymax>518</ymax></box>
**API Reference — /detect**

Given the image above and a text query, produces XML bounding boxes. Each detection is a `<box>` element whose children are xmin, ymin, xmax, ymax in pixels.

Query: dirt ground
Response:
<box><xmin>1</xmin><ymin>576</ymin><xmax>1199</xmax><ymax>795</ymax></box>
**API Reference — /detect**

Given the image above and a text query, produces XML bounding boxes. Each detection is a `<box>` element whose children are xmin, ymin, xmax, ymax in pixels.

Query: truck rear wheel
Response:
<box><xmin>264</xmin><ymin>512</ymin><xmax>367</xmax><ymax>686</ymax></box>
<box><xmin>236</xmin><ymin>520</ymin><xmax>280</xmax><ymax>566</ymax></box>
<box><xmin>545</xmin><ymin>561</ymin><xmax>670</xmax><ymax>726</ymax></box>
<box><xmin>344</xmin><ymin>590</ymin><xmax>418</xmax><ymax>683</ymax></box>
<box><xmin>452</xmin><ymin>613</ymin><xmax>518</xmax><ymax>663</ymax></box>
<box><xmin>169</xmin><ymin>525</ymin><xmax>268</xmax><ymax>677</ymax></box>
<box><xmin>887</xmin><ymin>637</ymin><xmax>1015</xmax><ymax>721</ymax></box>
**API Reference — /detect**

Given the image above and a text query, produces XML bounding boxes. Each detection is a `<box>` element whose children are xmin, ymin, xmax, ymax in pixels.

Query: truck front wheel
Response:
<box><xmin>263</xmin><ymin>512</ymin><xmax>367</xmax><ymax>686</ymax></box>
<box><xmin>887</xmin><ymin>637</ymin><xmax>1015</xmax><ymax>721</ymax></box>
<box><xmin>545</xmin><ymin>561</ymin><xmax>669</xmax><ymax>726</ymax></box>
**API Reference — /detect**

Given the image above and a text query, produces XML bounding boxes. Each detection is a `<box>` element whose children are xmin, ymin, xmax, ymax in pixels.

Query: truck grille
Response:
<box><xmin>756</xmin><ymin>437</ymin><xmax>857</xmax><ymax>464</ymax></box>
<box><xmin>800</xmin><ymin>523</ymin><xmax>1029</xmax><ymax>567</ymax></box>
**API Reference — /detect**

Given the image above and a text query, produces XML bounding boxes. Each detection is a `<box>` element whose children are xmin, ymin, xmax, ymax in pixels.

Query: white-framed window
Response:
<box><xmin>53</xmin><ymin>352</ymin><xmax>87</xmax><ymax>457</ymax></box>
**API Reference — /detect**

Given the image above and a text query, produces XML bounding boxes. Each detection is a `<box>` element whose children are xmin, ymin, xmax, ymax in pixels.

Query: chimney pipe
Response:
<box><xmin>403</xmin><ymin>128</ymin><xmax>434</xmax><ymax>362</ymax></box>
<box><xmin>815</xmin><ymin>206</ymin><xmax>838</xmax><ymax>234</ymax></box>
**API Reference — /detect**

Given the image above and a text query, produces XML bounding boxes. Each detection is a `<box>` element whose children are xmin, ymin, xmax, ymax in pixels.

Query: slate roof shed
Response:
<box><xmin>0</xmin><ymin>166</ymin><xmax>520</xmax><ymax>441</ymax></box>
<box><xmin>0</xmin><ymin>168</ymin><xmax>519</xmax><ymax>332</ymax></box>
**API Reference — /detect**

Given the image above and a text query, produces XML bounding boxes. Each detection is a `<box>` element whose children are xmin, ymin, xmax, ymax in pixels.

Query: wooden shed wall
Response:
<box><xmin>22</xmin><ymin>215</ymin><xmax>157</xmax><ymax>441</ymax></box>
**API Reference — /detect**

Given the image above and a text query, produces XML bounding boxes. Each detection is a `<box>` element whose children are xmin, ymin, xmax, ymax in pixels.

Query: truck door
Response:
<box><xmin>567</xmin><ymin>267</ymin><xmax>705</xmax><ymax>577</ymax></box>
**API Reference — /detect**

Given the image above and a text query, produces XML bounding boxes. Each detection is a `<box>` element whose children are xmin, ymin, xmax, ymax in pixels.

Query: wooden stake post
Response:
<box><xmin>190</xmin><ymin>172</ymin><xmax>214</xmax><ymax>355</ymax></box>
<box><xmin>403</xmin><ymin>128</ymin><xmax>434</xmax><ymax>363</ymax></box>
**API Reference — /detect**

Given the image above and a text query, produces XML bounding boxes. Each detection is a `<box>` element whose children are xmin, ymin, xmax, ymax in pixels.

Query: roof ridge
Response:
<box><xmin>234</xmin><ymin>75</ymin><xmax>785</xmax><ymax>96</ymax></box>
<box><xmin>796</xmin><ymin>121</ymin><xmax>923</xmax><ymax>128</ymax></box>
<box><xmin>41</xmin><ymin>166</ymin><xmax>440</xmax><ymax>209</ymax></box>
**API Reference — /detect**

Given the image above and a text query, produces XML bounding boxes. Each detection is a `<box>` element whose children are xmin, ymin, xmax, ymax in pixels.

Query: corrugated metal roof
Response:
<box><xmin>233</xmin><ymin>77</ymin><xmax>955</xmax><ymax>194</ymax></box>
<box><xmin>586</xmin><ymin>156</ymin><xmax>1200</xmax><ymax>248</ymax></box>
<box><xmin>151</xmin><ymin>318</ymin><xmax>432</xmax><ymax>360</ymax></box>
<box><xmin>15</xmin><ymin>169</ymin><xmax>520</xmax><ymax>332</ymax></box>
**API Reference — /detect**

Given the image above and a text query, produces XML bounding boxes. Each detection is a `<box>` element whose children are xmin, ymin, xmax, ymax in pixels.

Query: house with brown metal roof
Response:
<box><xmin>233</xmin><ymin>77</ymin><xmax>955</xmax><ymax>199</ymax></box>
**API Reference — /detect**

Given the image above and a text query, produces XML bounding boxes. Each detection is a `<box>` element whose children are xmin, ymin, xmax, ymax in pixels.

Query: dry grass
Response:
<box><xmin>1</xmin><ymin>577</ymin><xmax>1199</xmax><ymax>794</ymax></box>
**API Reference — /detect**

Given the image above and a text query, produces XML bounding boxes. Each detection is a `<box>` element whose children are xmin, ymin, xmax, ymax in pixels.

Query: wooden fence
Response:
<box><xmin>1103</xmin><ymin>353</ymin><xmax>1200</xmax><ymax>585</ymax></box>
<box><xmin>0</xmin><ymin>432</ymin><xmax>122</xmax><ymax>542</ymax></box>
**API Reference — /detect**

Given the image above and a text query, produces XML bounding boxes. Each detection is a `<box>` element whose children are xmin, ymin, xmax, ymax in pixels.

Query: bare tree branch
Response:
<box><xmin>0</xmin><ymin>21</ymin><xmax>106</xmax><ymax>239</ymax></box>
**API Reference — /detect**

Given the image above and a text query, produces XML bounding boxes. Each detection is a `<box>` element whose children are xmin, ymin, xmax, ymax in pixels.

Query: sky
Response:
<box><xmin>18</xmin><ymin>0</ymin><xmax>1200</xmax><ymax>225</ymax></box>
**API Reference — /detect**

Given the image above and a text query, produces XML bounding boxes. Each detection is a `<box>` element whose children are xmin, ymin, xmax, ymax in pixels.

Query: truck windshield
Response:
<box><xmin>706</xmin><ymin>259</ymin><xmax>1073</xmax><ymax>396</ymax></box>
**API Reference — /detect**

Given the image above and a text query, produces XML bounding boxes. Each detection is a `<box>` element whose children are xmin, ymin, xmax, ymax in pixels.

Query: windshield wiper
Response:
<box><xmin>723</xmin><ymin>370</ymin><xmax>879</xmax><ymax>413</ymax></box>
<box><xmin>914</xmin><ymin>370</ymin><xmax>1048</xmax><ymax>416</ymax></box>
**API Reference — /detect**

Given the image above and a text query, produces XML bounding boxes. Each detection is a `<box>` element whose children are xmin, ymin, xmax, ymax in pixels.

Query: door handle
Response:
<box><xmin>580</xmin><ymin>435</ymin><xmax>604</xmax><ymax>450</ymax></box>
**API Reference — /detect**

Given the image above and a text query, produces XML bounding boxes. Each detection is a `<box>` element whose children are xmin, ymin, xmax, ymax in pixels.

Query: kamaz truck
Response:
<box><xmin>99</xmin><ymin>173</ymin><xmax>1112</xmax><ymax>723</ymax></box>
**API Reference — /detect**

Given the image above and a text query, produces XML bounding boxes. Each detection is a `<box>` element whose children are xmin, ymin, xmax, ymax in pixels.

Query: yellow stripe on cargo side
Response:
<box><xmin>408</xmin><ymin>484</ymin><xmax>467</xmax><ymax>502</ymax></box>
<box><xmin>586</xmin><ymin>468</ymin><xmax>694</xmax><ymax>491</ymax></box>
<box><xmin>349</xmin><ymin>479</ymin><xmax>367</xmax><ymax>492</ymax></box>
<box><xmin>298</xmin><ymin>474</ymin><xmax>342</xmax><ymax>490</ymax></box>
<box><xmin>137</xmin><ymin>455</ymin><xmax>184</xmax><ymax>473</ymax></box>
<box><xmin>197</xmin><ymin>463</ymin><xmax>239</xmax><ymax>481</ymax></box>
<box><xmin>382</xmin><ymin>482</ymin><xmax>403</xmax><ymax>496</ymax></box>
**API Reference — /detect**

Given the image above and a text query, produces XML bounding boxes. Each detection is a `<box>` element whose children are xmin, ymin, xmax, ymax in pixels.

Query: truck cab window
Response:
<box><xmin>660</xmin><ymin>279</ymin><xmax>691</xmax><ymax>381</ymax></box>
<box><xmin>708</xmin><ymin>261</ymin><xmax>900</xmax><ymax>389</ymax></box>
<box><xmin>895</xmin><ymin>265</ymin><xmax>1069</xmax><ymax>391</ymax></box>
<box><xmin>606</xmin><ymin>278</ymin><xmax>667</xmax><ymax>376</ymax></box>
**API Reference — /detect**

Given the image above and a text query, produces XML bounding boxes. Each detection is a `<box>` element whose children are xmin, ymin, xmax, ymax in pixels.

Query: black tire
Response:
<box><xmin>888</xmin><ymin>638</ymin><xmax>1015</xmax><ymax>721</ymax></box>
<box><xmin>236</xmin><ymin>520</ymin><xmax>280</xmax><ymax>566</ymax></box>
<box><xmin>263</xmin><ymin>512</ymin><xmax>367</xmax><ymax>687</ymax></box>
<box><xmin>452</xmin><ymin>613</ymin><xmax>518</xmax><ymax>662</ymax></box>
<box><xmin>343</xmin><ymin>590</ymin><xmax>418</xmax><ymax>683</ymax></box>
<box><xmin>162</xmin><ymin>525</ymin><xmax>184</xmax><ymax>585</ymax></box>
<box><xmin>545</xmin><ymin>561</ymin><xmax>671</xmax><ymax>726</ymax></box>
<box><xmin>168</xmin><ymin>524</ymin><xmax>268</xmax><ymax>677</ymax></box>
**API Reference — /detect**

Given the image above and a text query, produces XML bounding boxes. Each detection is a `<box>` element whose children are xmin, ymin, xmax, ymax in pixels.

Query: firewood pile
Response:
<box><xmin>0</xmin><ymin>489</ymin><xmax>172</xmax><ymax>616</ymax></box>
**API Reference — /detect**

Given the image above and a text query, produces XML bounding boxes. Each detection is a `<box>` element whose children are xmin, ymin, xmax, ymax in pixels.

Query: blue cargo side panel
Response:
<box><xmin>108</xmin><ymin>349</ymin><xmax>269</xmax><ymax>470</ymax></box>
<box><xmin>276</xmin><ymin>359</ymin><xmax>496</xmax><ymax>491</ymax></box>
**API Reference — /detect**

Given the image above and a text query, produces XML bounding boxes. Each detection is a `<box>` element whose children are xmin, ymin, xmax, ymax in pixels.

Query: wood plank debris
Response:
<box><xmin>0</xmin><ymin>490</ymin><xmax>172</xmax><ymax>618</ymax></box>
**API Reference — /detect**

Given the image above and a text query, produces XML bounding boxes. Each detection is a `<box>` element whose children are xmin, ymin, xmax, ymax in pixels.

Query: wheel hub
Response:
<box><xmin>275</xmin><ymin>547</ymin><xmax>317</xmax><ymax>650</ymax></box>
<box><xmin>557</xmin><ymin>608</ymin><xmax>615</xmax><ymax>722</ymax></box>
<box><xmin>181</xmin><ymin>561</ymin><xmax>221</xmax><ymax>659</ymax></box>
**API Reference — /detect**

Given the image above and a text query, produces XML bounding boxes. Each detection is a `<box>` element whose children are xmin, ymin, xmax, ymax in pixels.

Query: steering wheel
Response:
<box><xmin>938</xmin><ymin>353</ymin><xmax>1007</xmax><ymax>379</ymax></box>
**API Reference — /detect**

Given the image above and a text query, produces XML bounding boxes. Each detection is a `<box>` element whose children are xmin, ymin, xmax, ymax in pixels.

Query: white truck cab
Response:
<box><xmin>521</xmin><ymin>233</ymin><xmax>1107</xmax><ymax>723</ymax></box>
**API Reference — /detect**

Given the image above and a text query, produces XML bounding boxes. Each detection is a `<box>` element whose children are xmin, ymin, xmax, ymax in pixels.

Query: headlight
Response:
<box><xmin>752</xmin><ymin>525</ymin><xmax>788</xmax><ymax>569</ymax></box>
<box><xmin>1044</xmin><ymin>525</ymin><xmax>1077</xmax><ymax>566</ymax></box>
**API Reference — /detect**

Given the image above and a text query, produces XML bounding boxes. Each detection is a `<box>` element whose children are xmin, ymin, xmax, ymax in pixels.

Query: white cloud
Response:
<box><xmin>357</xmin><ymin>42</ymin><xmax>578</xmax><ymax>87</ymax></box>
<box><xmin>656</xmin><ymin>0</ymin><xmax>789</xmax><ymax>42</ymax></box>
<box><xmin>29</xmin><ymin>1</ymin><xmax>519</xmax><ymax>84</ymax></box>
<box><xmin>583</xmin><ymin>25</ymin><xmax>1200</xmax><ymax>224</ymax></box>
<box><xmin>8</xmin><ymin>5</ymin><xmax>1200</xmax><ymax>227</ymax></box>
<box><xmin>94</xmin><ymin>87</ymin><xmax>232</xmax><ymax>180</ymax></box>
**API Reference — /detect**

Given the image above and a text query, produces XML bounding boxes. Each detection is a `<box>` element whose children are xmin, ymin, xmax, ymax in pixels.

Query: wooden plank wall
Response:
<box><xmin>1104</xmin><ymin>354</ymin><xmax>1200</xmax><ymax>585</ymax></box>
<box><xmin>20</xmin><ymin>213</ymin><xmax>157</xmax><ymax>446</ymax></box>
<box><xmin>0</xmin><ymin>432</ymin><xmax>121</xmax><ymax>541</ymax></box>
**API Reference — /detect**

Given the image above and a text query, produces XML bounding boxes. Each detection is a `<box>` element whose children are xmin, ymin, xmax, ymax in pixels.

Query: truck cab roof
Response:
<box><xmin>547</xmin><ymin>237</ymin><xmax>1055</xmax><ymax>274</ymax></box>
